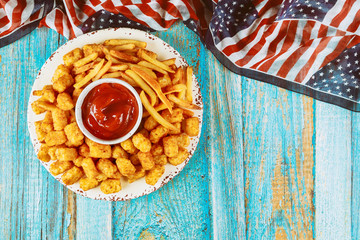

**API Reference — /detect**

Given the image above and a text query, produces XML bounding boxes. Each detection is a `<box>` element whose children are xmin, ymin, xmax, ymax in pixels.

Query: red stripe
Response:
<box><xmin>276</xmin><ymin>21</ymin><xmax>317</xmax><ymax>78</ymax></box>
<box><xmin>81</xmin><ymin>4</ymin><xmax>96</xmax><ymax>17</ymax></box>
<box><xmin>347</xmin><ymin>8</ymin><xmax>360</xmax><ymax>32</ymax></box>
<box><xmin>319</xmin><ymin>35</ymin><xmax>353</xmax><ymax>69</ymax></box>
<box><xmin>250</xmin><ymin>21</ymin><xmax>290</xmax><ymax>69</ymax></box>
<box><xmin>54</xmin><ymin>9</ymin><xmax>64</xmax><ymax>36</ymax></box>
<box><xmin>0</xmin><ymin>16</ymin><xmax>10</xmax><ymax>29</ymax></box>
<box><xmin>258</xmin><ymin>20</ymin><xmax>298</xmax><ymax>72</ymax></box>
<box><xmin>136</xmin><ymin>4</ymin><xmax>170</xmax><ymax>28</ymax></box>
<box><xmin>257</xmin><ymin>0</ymin><xmax>282</xmax><ymax>17</ymax></box>
<box><xmin>317</xmin><ymin>24</ymin><xmax>328</xmax><ymax>38</ymax></box>
<box><xmin>29</xmin><ymin>9</ymin><xmax>41</xmax><ymax>21</ymax></box>
<box><xmin>329</xmin><ymin>0</ymin><xmax>356</xmax><ymax>28</ymax></box>
<box><xmin>0</xmin><ymin>1</ymin><xmax>26</xmax><ymax>36</ymax></box>
<box><xmin>294</xmin><ymin>37</ymin><xmax>333</xmax><ymax>83</ymax></box>
<box><xmin>222</xmin><ymin>14</ymin><xmax>277</xmax><ymax>56</ymax></box>
<box><xmin>89</xmin><ymin>0</ymin><xmax>101</xmax><ymax>6</ymax></box>
<box><xmin>346</xmin><ymin>35</ymin><xmax>360</xmax><ymax>49</ymax></box>
<box><xmin>235</xmin><ymin>22</ymin><xmax>278</xmax><ymax>66</ymax></box>
<box><xmin>252</xmin><ymin>0</ymin><xmax>267</xmax><ymax>7</ymax></box>
<box><xmin>64</xmin><ymin>0</ymin><xmax>82</xmax><ymax>25</ymax></box>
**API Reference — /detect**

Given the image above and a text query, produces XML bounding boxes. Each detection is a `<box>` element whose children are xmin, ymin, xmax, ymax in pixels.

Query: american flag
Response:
<box><xmin>1</xmin><ymin>0</ymin><xmax>360</xmax><ymax>110</ymax></box>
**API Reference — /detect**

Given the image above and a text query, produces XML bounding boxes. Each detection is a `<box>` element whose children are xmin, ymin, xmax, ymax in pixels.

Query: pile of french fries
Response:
<box><xmin>31</xmin><ymin>39</ymin><xmax>201</xmax><ymax>194</ymax></box>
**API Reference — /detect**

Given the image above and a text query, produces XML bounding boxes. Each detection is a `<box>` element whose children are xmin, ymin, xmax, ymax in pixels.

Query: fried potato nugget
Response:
<box><xmin>132</xmin><ymin>133</ymin><xmax>151</xmax><ymax>152</ymax></box>
<box><xmin>137</xmin><ymin>152</ymin><xmax>155</xmax><ymax>170</ymax></box>
<box><xmin>168</xmin><ymin>122</ymin><xmax>181</xmax><ymax>135</ymax></box>
<box><xmin>53</xmin><ymin>74</ymin><xmax>74</xmax><ymax>93</ymax></box>
<box><xmin>45</xmin><ymin>130</ymin><xmax>67</xmax><ymax>146</ymax></box>
<box><xmin>57</xmin><ymin>93</ymin><xmax>74</xmax><ymax>110</ymax></box>
<box><xmin>163</xmin><ymin>136</ymin><xmax>178</xmax><ymax>157</ymax></box>
<box><xmin>63</xmin><ymin>48</ymin><xmax>83</xmax><ymax>67</ymax></box>
<box><xmin>161</xmin><ymin>108</ymin><xmax>184</xmax><ymax>123</ymax></box>
<box><xmin>130</xmin><ymin>154</ymin><xmax>140</xmax><ymax>166</ymax></box>
<box><xmin>127</xmin><ymin>166</ymin><xmax>146</xmax><ymax>183</ymax></box>
<box><xmin>96</xmin><ymin>173</ymin><xmax>108</xmax><ymax>182</ymax></box>
<box><xmin>184</xmin><ymin>117</ymin><xmax>200</xmax><ymax>137</ymax></box>
<box><xmin>83</xmin><ymin>44</ymin><xmax>104</xmax><ymax>57</ymax></box>
<box><xmin>112</xmin><ymin>145</ymin><xmax>129</xmax><ymax>159</ymax></box>
<box><xmin>48</xmin><ymin>146</ymin><xmax>58</xmax><ymax>160</ymax></box>
<box><xmin>100</xmin><ymin>179</ymin><xmax>121</xmax><ymax>194</ymax></box>
<box><xmin>50</xmin><ymin>161</ymin><xmax>74</xmax><ymax>176</ymax></box>
<box><xmin>176</xmin><ymin>133</ymin><xmax>190</xmax><ymax>148</ymax></box>
<box><xmin>149</xmin><ymin>125</ymin><xmax>169</xmax><ymax>144</ymax></box>
<box><xmin>116</xmin><ymin>158</ymin><xmax>136</xmax><ymax>176</ymax></box>
<box><xmin>145</xmin><ymin>165</ymin><xmax>165</xmax><ymax>185</ymax></box>
<box><xmin>78</xmin><ymin>143</ymin><xmax>90</xmax><ymax>157</ymax></box>
<box><xmin>81</xmin><ymin>157</ymin><xmax>100</xmax><ymax>179</ymax></box>
<box><xmin>52</xmin><ymin>108</ymin><xmax>68</xmax><ymax>131</ymax></box>
<box><xmin>151</xmin><ymin>144</ymin><xmax>163</xmax><ymax>156</ymax></box>
<box><xmin>97</xmin><ymin>158</ymin><xmax>120</xmax><ymax>178</ymax></box>
<box><xmin>35</xmin><ymin>121</ymin><xmax>47</xmax><ymax>142</ymax></box>
<box><xmin>41</xmin><ymin>111</ymin><xmax>53</xmax><ymax>133</ymax></box>
<box><xmin>31</xmin><ymin>101</ymin><xmax>46</xmax><ymax>115</ymax></box>
<box><xmin>56</xmin><ymin>147</ymin><xmax>78</xmax><ymax>161</ymax></box>
<box><xmin>79</xmin><ymin>177</ymin><xmax>100</xmax><ymax>191</ymax></box>
<box><xmin>64</xmin><ymin>122</ymin><xmax>84</xmax><ymax>147</ymax></box>
<box><xmin>37</xmin><ymin>144</ymin><xmax>50</xmax><ymax>162</ymax></box>
<box><xmin>138</xmin><ymin>128</ymin><xmax>149</xmax><ymax>138</ymax></box>
<box><xmin>52</xmin><ymin>64</ymin><xmax>70</xmax><ymax>82</ymax></box>
<box><xmin>154</xmin><ymin>155</ymin><xmax>167</xmax><ymax>166</ymax></box>
<box><xmin>144</xmin><ymin>116</ymin><xmax>159</xmax><ymax>131</ymax></box>
<box><xmin>73</xmin><ymin>156</ymin><xmax>84</xmax><ymax>167</ymax></box>
<box><xmin>168</xmin><ymin>148</ymin><xmax>189</xmax><ymax>166</ymax></box>
<box><xmin>120</xmin><ymin>139</ymin><xmax>138</xmax><ymax>154</ymax></box>
<box><xmin>62</xmin><ymin>166</ymin><xmax>84</xmax><ymax>185</ymax></box>
<box><xmin>34</xmin><ymin>85</ymin><xmax>56</xmax><ymax>103</ymax></box>
<box><xmin>85</xmin><ymin>138</ymin><xmax>112</xmax><ymax>158</ymax></box>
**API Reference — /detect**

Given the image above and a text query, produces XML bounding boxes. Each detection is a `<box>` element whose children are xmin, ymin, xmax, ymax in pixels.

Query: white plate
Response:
<box><xmin>27</xmin><ymin>28</ymin><xmax>203</xmax><ymax>201</ymax></box>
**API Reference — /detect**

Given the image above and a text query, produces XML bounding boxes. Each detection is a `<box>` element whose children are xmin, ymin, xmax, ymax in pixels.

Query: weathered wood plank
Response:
<box><xmin>242</xmin><ymin>80</ymin><xmax>315</xmax><ymax>239</ymax></box>
<box><xmin>351</xmin><ymin>112</ymin><xmax>360</xmax><ymax>240</ymax></box>
<box><xmin>315</xmin><ymin>103</ymin><xmax>351</xmax><ymax>240</ymax></box>
<box><xmin>0</xmin><ymin>29</ymin><xmax>70</xmax><ymax>239</ymax></box>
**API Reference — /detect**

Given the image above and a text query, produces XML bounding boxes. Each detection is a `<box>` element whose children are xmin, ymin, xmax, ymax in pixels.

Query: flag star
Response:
<box><xmin>356</xmin><ymin>85</ymin><xmax>359</xmax><ymax>88</ymax></box>
<box><xmin>339</xmin><ymin>92</ymin><xmax>343</xmax><ymax>95</ymax></box>
<box><xmin>299</xmin><ymin>8</ymin><xmax>303</xmax><ymax>12</ymax></box>
<box><xmin>190</xmin><ymin>20</ymin><xmax>194</xmax><ymax>24</ymax></box>
<box><xmin>311</xmin><ymin>9</ymin><xmax>315</xmax><ymax>13</ymax></box>
<box><xmin>338</xmin><ymin>66</ymin><xmax>343</xmax><ymax>70</ymax></box>
<box><xmin>347</xmin><ymin>63</ymin><xmax>351</xmax><ymax>67</ymax></box>
<box><xmin>350</xmin><ymin>95</ymin><xmax>353</xmax><ymax>99</ymax></box>
<box><xmin>243</xmin><ymin>18</ymin><xmax>247</xmax><ymax>22</ymax></box>
<box><xmin>350</xmin><ymin>70</ymin><xmax>353</xmax><ymax>73</ymax></box>
<box><xmin>292</xmin><ymin>14</ymin><xmax>296</xmax><ymax>17</ymax></box>
<box><xmin>336</xmin><ymin>86</ymin><xmax>340</xmax><ymax>89</ymax></box>
<box><xmin>345</xmin><ymin>55</ymin><xmax>349</xmax><ymax>59</ymax></box>
<box><xmin>325</xmin><ymin>84</ymin><xmax>329</xmax><ymax>87</ymax></box>
<box><xmin>85</xmin><ymin>24</ymin><xmax>88</xmax><ymax>27</ymax></box>
<box><xmin>329</xmin><ymin>69</ymin><xmax>334</xmax><ymax>73</ymax></box>
<box><xmin>354</xmin><ymin>81</ymin><xmax>358</xmax><ymax>84</ymax></box>
<box><xmin>234</xmin><ymin>23</ymin><xmax>238</xmax><ymax>26</ymax></box>
<box><xmin>355</xmin><ymin>52</ymin><xmax>358</xmax><ymax>57</ymax></box>
<box><xmin>314</xmin><ymin>16</ymin><xmax>318</xmax><ymax>19</ymax></box>
<box><xmin>327</xmin><ymin>90</ymin><xmax>331</xmax><ymax>93</ymax></box>
<box><xmin>99</xmin><ymin>25</ymin><xmax>103</xmax><ymax>28</ymax></box>
<box><xmin>232</xmin><ymin>1</ymin><xmax>236</xmax><ymax>5</ymax></box>
<box><xmin>322</xmin><ymin>79</ymin><xmax>327</xmax><ymax>82</ymax></box>
<box><xmin>355</xmin><ymin>60</ymin><xmax>359</xmax><ymax>64</ymax></box>
<box><xmin>303</xmin><ymin>14</ymin><xmax>307</xmax><ymax>17</ymax></box>
<box><xmin>341</xmin><ymin>73</ymin><xmax>345</xmax><ymax>77</ymax></box>
<box><xmin>319</xmin><ymin>6</ymin><xmax>322</xmax><ymax>9</ymax></box>
<box><xmin>230</xmin><ymin>9</ymin><xmax>233</xmax><ymax>13</ymax></box>
<box><xmin>224</xmin><ymin>3</ymin><xmax>228</xmax><ymax>7</ymax></box>
<box><xmin>100</xmin><ymin>18</ymin><xmax>104</xmax><ymax>22</ymax></box>
<box><xmin>127</xmin><ymin>21</ymin><xmax>131</xmax><ymax>24</ymax></box>
<box><xmin>352</xmin><ymin>75</ymin><xmax>355</xmax><ymax>79</ymax></box>
<box><xmin>344</xmin><ymin>82</ymin><xmax>349</xmax><ymax>85</ymax></box>
<box><xmin>110</xmin><ymin>13</ymin><xmax>114</xmax><ymax>15</ymax></box>
<box><xmin>118</xmin><ymin>20</ymin><xmax>122</xmax><ymax>23</ymax></box>
<box><xmin>136</xmin><ymin>23</ymin><xmax>140</xmax><ymax>25</ymax></box>
<box><xmin>337</xmin><ymin>59</ymin><xmax>341</xmax><ymax>62</ymax></box>
<box><xmin>316</xmin><ymin>2</ymin><xmax>321</xmax><ymax>5</ymax></box>
<box><xmin>334</xmin><ymin>80</ymin><xmax>338</xmax><ymax>83</ymax></box>
<box><xmin>92</xmin><ymin>17</ymin><xmax>95</xmax><ymax>21</ymax></box>
<box><xmin>331</xmin><ymin>76</ymin><xmax>335</xmax><ymax>79</ymax></box>
<box><xmin>240</xmin><ymin>4</ymin><xmax>244</xmax><ymax>7</ymax></box>
<box><xmin>313</xmin><ymin>82</ymin><xmax>317</xmax><ymax>86</ymax></box>
<box><xmin>101</xmin><ymin>10</ymin><xmax>105</xmax><ymax>13</ymax></box>
<box><xmin>319</xmin><ymin>72</ymin><xmax>324</xmax><ymax>76</ymax></box>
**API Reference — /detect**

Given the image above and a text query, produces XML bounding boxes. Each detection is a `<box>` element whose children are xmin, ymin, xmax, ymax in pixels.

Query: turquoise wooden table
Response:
<box><xmin>1</xmin><ymin>22</ymin><xmax>359</xmax><ymax>239</ymax></box>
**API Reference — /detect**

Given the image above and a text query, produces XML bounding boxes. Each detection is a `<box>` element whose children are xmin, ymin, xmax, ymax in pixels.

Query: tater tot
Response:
<box><xmin>81</xmin><ymin>157</ymin><xmax>100</xmax><ymax>179</ymax></box>
<box><xmin>96</xmin><ymin>173</ymin><xmax>108</xmax><ymax>182</ymax></box>
<box><xmin>45</xmin><ymin>130</ymin><xmax>67</xmax><ymax>146</ymax></box>
<box><xmin>127</xmin><ymin>166</ymin><xmax>146</xmax><ymax>183</ymax></box>
<box><xmin>100</xmin><ymin>179</ymin><xmax>121</xmax><ymax>194</ymax></box>
<box><xmin>154</xmin><ymin>155</ymin><xmax>167</xmax><ymax>165</ymax></box>
<box><xmin>115</xmin><ymin>158</ymin><xmax>136</xmax><ymax>176</ymax></box>
<box><xmin>144</xmin><ymin>116</ymin><xmax>159</xmax><ymax>131</ymax></box>
<box><xmin>41</xmin><ymin>86</ymin><xmax>56</xmax><ymax>103</ymax></box>
<box><xmin>168</xmin><ymin>148</ymin><xmax>189</xmax><ymax>166</ymax></box>
<box><xmin>79</xmin><ymin>177</ymin><xmax>99</xmax><ymax>191</ymax></box>
<box><xmin>138</xmin><ymin>128</ymin><xmax>149</xmax><ymax>138</ymax></box>
<box><xmin>62</xmin><ymin>166</ymin><xmax>84</xmax><ymax>185</ymax></box>
<box><xmin>112</xmin><ymin>145</ymin><xmax>129</xmax><ymax>159</ymax></box>
<box><xmin>120</xmin><ymin>139</ymin><xmax>138</xmax><ymax>154</ymax></box>
<box><xmin>130</xmin><ymin>154</ymin><xmax>140</xmax><ymax>165</ymax></box>
<box><xmin>64</xmin><ymin>122</ymin><xmax>84</xmax><ymax>147</ymax></box>
<box><xmin>50</xmin><ymin>161</ymin><xmax>73</xmax><ymax>176</ymax></box>
<box><xmin>168</xmin><ymin>122</ymin><xmax>181</xmax><ymax>135</ymax></box>
<box><xmin>137</xmin><ymin>152</ymin><xmax>155</xmax><ymax>170</ymax></box>
<box><xmin>78</xmin><ymin>143</ymin><xmax>90</xmax><ymax>157</ymax></box>
<box><xmin>52</xmin><ymin>108</ymin><xmax>68</xmax><ymax>131</ymax></box>
<box><xmin>161</xmin><ymin>108</ymin><xmax>184</xmax><ymax>123</ymax></box>
<box><xmin>57</xmin><ymin>92</ymin><xmax>74</xmax><ymax>111</ymax></box>
<box><xmin>85</xmin><ymin>138</ymin><xmax>112</xmax><ymax>158</ymax></box>
<box><xmin>52</xmin><ymin>64</ymin><xmax>70</xmax><ymax>82</ymax></box>
<box><xmin>132</xmin><ymin>133</ymin><xmax>151</xmax><ymax>152</ymax></box>
<box><xmin>37</xmin><ymin>144</ymin><xmax>50</xmax><ymax>162</ymax></box>
<box><xmin>32</xmin><ymin>101</ymin><xmax>46</xmax><ymax>115</ymax></box>
<box><xmin>97</xmin><ymin>158</ymin><xmax>119</xmax><ymax>178</ymax></box>
<box><xmin>48</xmin><ymin>146</ymin><xmax>58</xmax><ymax>160</ymax></box>
<box><xmin>63</xmin><ymin>48</ymin><xmax>83</xmax><ymax>67</ymax></box>
<box><xmin>72</xmin><ymin>88</ymin><xmax>82</xmax><ymax>103</ymax></box>
<box><xmin>41</xmin><ymin>111</ymin><xmax>53</xmax><ymax>133</ymax></box>
<box><xmin>151</xmin><ymin>144</ymin><xmax>163</xmax><ymax>156</ymax></box>
<box><xmin>176</xmin><ymin>133</ymin><xmax>190</xmax><ymax>148</ymax></box>
<box><xmin>184</xmin><ymin>117</ymin><xmax>200</xmax><ymax>137</ymax></box>
<box><xmin>67</xmin><ymin>109</ymin><xmax>76</xmax><ymax>123</ymax></box>
<box><xmin>35</xmin><ymin>121</ymin><xmax>47</xmax><ymax>142</ymax></box>
<box><xmin>149</xmin><ymin>125</ymin><xmax>169</xmax><ymax>143</ymax></box>
<box><xmin>56</xmin><ymin>147</ymin><xmax>78</xmax><ymax>161</ymax></box>
<box><xmin>53</xmin><ymin>74</ymin><xmax>74</xmax><ymax>93</ymax></box>
<box><xmin>145</xmin><ymin>165</ymin><xmax>165</xmax><ymax>185</ymax></box>
<box><xmin>163</xmin><ymin>136</ymin><xmax>178</xmax><ymax>157</ymax></box>
<box><xmin>83</xmin><ymin>44</ymin><xmax>104</xmax><ymax>57</ymax></box>
<box><xmin>73</xmin><ymin>156</ymin><xmax>84</xmax><ymax>167</ymax></box>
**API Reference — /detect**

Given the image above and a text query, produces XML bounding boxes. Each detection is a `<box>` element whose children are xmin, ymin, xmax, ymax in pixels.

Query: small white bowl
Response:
<box><xmin>75</xmin><ymin>78</ymin><xmax>143</xmax><ymax>145</ymax></box>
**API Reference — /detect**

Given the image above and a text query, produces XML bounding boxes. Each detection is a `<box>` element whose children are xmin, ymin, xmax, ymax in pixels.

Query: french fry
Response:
<box><xmin>140</xmin><ymin>91</ymin><xmax>177</xmax><ymax>131</ymax></box>
<box><xmin>73</xmin><ymin>52</ymin><xmax>98</xmax><ymax>68</ymax></box>
<box><xmin>104</xmin><ymin>39</ymin><xmax>147</xmax><ymax>48</ymax></box>
<box><xmin>93</xmin><ymin>59</ymin><xmax>112</xmax><ymax>81</ymax></box>
<box><xmin>131</xmin><ymin>66</ymin><xmax>173</xmax><ymax>113</ymax></box>
<box><xmin>118</xmin><ymin>72</ymin><xmax>139</xmax><ymax>87</ymax></box>
<box><xmin>74</xmin><ymin>59</ymin><xmax>105</xmax><ymax>89</ymax></box>
<box><xmin>137</xmin><ymin>49</ymin><xmax>174</xmax><ymax>73</ymax></box>
<box><xmin>109</xmin><ymin>43</ymin><xmax>136</xmax><ymax>51</ymax></box>
<box><xmin>126</xmin><ymin>70</ymin><xmax>157</xmax><ymax>106</ymax></box>
<box><xmin>142</xmin><ymin>103</ymin><xmax>171</xmax><ymax>118</ymax></box>
<box><xmin>182</xmin><ymin>108</ymin><xmax>195</xmax><ymax>117</ymax></box>
<box><xmin>110</xmin><ymin>49</ymin><xmax>139</xmax><ymax>63</ymax></box>
<box><xmin>108</xmin><ymin>64</ymin><xmax>128</xmax><ymax>72</ymax></box>
<box><xmin>37</xmin><ymin>101</ymin><xmax>57</xmax><ymax>111</ymax></box>
<box><xmin>161</xmin><ymin>58</ymin><xmax>176</xmax><ymax>66</ymax></box>
<box><xmin>172</xmin><ymin>68</ymin><xmax>182</xmax><ymax>85</ymax></box>
<box><xmin>186</xmin><ymin>67</ymin><xmax>193</xmax><ymax>102</ymax></box>
<box><xmin>138</xmin><ymin>61</ymin><xmax>167</xmax><ymax>75</ymax></box>
<box><xmin>167</xmin><ymin>94</ymin><xmax>201</xmax><ymax>110</ymax></box>
<box><xmin>164</xmin><ymin>84</ymin><xmax>187</xmax><ymax>95</ymax></box>
<box><xmin>139</xmin><ymin>49</ymin><xmax>158</xmax><ymax>59</ymax></box>
<box><xmin>72</xmin><ymin>62</ymin><xmax>95</xmax><ymax>75</ymax></box>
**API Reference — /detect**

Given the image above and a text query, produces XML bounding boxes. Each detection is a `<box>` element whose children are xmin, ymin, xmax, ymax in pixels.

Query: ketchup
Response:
<box><xmin>81</xmin><ymin>83</ymin><xmax>139</xmax><ymax>140</ymax></box>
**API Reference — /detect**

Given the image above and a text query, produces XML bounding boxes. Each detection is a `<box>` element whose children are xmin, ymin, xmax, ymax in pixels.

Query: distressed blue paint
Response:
<box><xmin>0</xmin><ymin>21</ymin><xmax>359</xmax><ymax>239</ymax></box>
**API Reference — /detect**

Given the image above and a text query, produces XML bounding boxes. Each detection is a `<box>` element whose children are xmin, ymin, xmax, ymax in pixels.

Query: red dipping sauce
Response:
<box><xmin>81</xmin><ymin>83</ymin><xmax>139</xmax><ymax>140</ymax></box>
